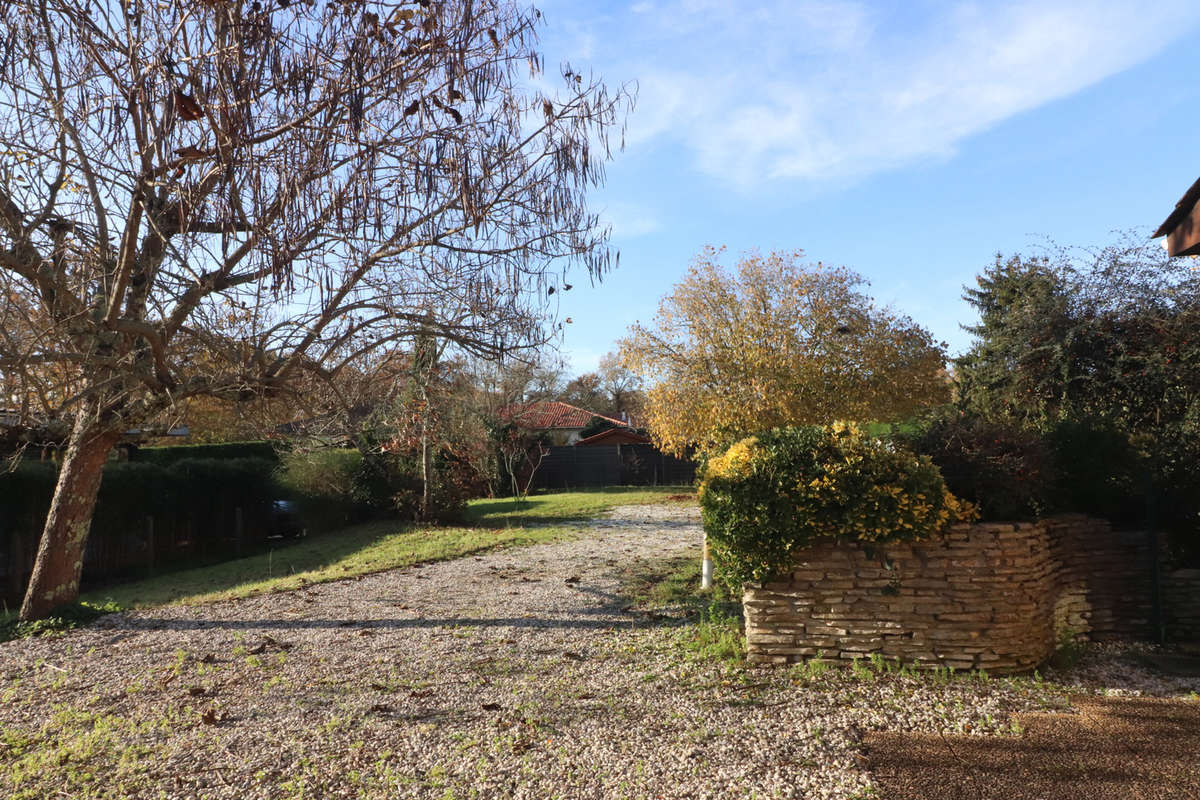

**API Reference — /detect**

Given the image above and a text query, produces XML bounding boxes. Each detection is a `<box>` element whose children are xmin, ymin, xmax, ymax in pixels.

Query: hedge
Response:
<box><xmin>135</xmin><ymin>440</ymin><xmax>280</xmax><ymax>465</ymax></box>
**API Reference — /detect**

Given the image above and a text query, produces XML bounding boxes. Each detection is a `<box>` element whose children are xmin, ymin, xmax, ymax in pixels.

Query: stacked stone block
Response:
<box><xmin>743</xmin><ymin>516</ymin><xmax>1181</xmax><ymax>673</ymax></box>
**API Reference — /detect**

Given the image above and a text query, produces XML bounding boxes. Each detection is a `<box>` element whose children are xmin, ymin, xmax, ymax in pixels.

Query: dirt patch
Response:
<box><xmin>865</xmin><ymin>694</ymin><xmax>1200</xmax><ymax>800</ymax></box>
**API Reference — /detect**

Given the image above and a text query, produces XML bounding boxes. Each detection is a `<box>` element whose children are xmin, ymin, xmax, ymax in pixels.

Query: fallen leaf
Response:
<box><xmin>481</xmin><ymin>702</ymin><xmax>502</xmax><ymax>711</ymax></box>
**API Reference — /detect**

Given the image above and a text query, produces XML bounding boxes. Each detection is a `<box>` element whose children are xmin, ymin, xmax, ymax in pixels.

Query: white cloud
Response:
<box><xmin>601</xmin><ymin>203</ymin><xmax>663</xmax><ymax>238</ymax></box>
<box><xmin>557</xmin><ymin>0</ymin><xmax>1200</xmax><ymax>186</ymax></box>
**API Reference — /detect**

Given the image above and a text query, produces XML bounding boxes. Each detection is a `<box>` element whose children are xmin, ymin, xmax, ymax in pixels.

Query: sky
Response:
<box><xmin>529</xmin><ymin>0</ymin><xmax>1200</xmax><ymax>376</ymax></box>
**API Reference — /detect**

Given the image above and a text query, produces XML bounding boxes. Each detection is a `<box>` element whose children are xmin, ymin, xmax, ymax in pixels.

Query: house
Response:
<box><xmin>499</xmin><ymin>400</ymin><xmax>629</xmax><ymax>445</ymax></box>
<box><xmin>575</xmin><ymin>427</ymin><xmax>651</xmax><ymax>446</ymax></box>
<box><xmin>1153</xmin><ymin>177</ymin><xmax>1200</xmax><ymax>257</ymax></box>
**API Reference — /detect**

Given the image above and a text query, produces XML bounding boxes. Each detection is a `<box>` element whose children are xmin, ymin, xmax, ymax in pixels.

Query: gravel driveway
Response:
<box><xmin>2</xmin><ymin>503</ymin><xmax>1195</xmax><ymax>800</ymax></box>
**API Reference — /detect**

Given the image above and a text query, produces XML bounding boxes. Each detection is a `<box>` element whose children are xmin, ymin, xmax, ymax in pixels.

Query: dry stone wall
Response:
<box><xmin>743</xmin><ymin>515</ymin><xmax>1178</xmax><ymax>674</ymax></box>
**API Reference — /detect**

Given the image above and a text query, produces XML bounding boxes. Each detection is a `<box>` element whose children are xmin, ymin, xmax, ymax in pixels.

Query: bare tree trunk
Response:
<box><xmin>19</xmin><ymin>411</ymin><xmax>121</xmax><ymax>621</ymax></box>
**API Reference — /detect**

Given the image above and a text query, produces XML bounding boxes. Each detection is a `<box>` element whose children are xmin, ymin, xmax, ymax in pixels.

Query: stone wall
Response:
<box><xmin>743</xmin><ymin>516</ymin><xmax>1180</xmax><ymax>674</ymax></box>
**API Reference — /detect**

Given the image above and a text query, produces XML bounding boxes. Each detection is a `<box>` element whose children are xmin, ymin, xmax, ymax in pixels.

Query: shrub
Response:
<box><xmin>699</xmin><ymin>424</ymin><xmax>974</xmax><ymax>588</ymax></box>
<box><xmin>277</xmin><ymin>448</ymin><xmax>362</xmax><ymax>502</ymax></box>
<box><xmin>898</xmin><ymin>412</ymin><xmax>1056</xmax><ymax>521</ymax></box>
<box><xmin>275</xmin><ymin>447</ymin><xmax>367</xmax><ymax>532</ymax></box>
<box><xmin>1044</xmin><ymin>418</ymin><xmax>1141</xmax><ymax>526</ymax></box>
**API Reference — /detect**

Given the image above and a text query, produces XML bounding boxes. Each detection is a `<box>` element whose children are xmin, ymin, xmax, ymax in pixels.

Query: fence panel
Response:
<box><xmin>530</xmin><ymin>444</ymin><xmax>696</xmax><ymax>490</ymax></box>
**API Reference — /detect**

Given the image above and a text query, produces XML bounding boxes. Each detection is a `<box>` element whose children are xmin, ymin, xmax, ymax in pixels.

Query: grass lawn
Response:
<box><xmin>462</xmin><ymin>485</ymin><xmax>694</xmax><ymax>528</ymax></box>
<box><xmin>67</xmin><ymin>486</ymin><xmax>693</xmax><ymax>612</ymax></box>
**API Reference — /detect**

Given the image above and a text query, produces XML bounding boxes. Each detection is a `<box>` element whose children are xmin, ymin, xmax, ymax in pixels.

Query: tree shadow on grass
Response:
<box><xmin>83</xmin><ymin>521</ymin><xmax>559</xmax><ymax>610</ymax></box>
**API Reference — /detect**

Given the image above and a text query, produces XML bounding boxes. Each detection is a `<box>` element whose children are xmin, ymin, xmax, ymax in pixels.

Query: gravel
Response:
<box><xmin>2</xmin><ymin>503</ymin><xmax>1196</xmax><ymax>799</ymax></box>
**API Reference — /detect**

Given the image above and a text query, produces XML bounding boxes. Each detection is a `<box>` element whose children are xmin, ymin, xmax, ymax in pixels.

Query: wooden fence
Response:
<box><xmin>531</xmin><ymin>444</ymin><xmax>696</xmax><ymax>490</ymax></box>
<box><xmin>1</xmin><ymin>498</ymin><xmax>278</xmax><ymax>608</ymax></box>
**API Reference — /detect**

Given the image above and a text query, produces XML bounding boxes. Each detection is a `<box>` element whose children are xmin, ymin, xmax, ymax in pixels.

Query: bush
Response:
<box><xmin>275</xmin><ymin>448</ymin><xmax>366</xmax><ymax>532</ymax></box>
<box><xmin>277</xmin><ymin>448</ymin><xmax>361</xmax><ymax>501</ymax></box>
<box><xmin>373</xmin><ymin>448</ymin><xmax>472</xmax><ymax>523</ymax></box>
<box><xmin>1044</xmin><ymin>418</ymin><xmax>1141</xmax><ymax>526</ymax></box>
<box><xmin>275</xmin><ymin>444</ymin><xmax>470</xmax><ymax>527</ymax></box>
<box><xmin>699</xmin><ymin>424</ymin><xmax>974</xmax><ymax>589</ymax></box>
<box><xmin>898</xmin><ymin>412</ymin><xmax>1056</xmax><ymax>521</ymax></box>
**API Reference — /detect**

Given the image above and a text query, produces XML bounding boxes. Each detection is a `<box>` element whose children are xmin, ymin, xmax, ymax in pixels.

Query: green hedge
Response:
<box><xmin>698</xmin><ymin>424</ymin><xmax>974</xmax><ymax>589</ymax></box>
<box><xmin>135</xmin><ymin>440</ymin><xmax>280</xmax><ymax>466</ymax></box>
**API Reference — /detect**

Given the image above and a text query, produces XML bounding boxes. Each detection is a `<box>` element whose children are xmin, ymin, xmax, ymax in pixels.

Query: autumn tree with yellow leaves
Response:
<box><xmin>619</xmin><ymin>248</ymin><xmax>950</xmax><ymax>455</ymax></box>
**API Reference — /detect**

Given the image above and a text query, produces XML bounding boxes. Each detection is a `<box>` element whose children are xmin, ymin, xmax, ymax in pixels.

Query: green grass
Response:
<box><xmin>616</xmin><ymin>554</ymin><xmax>745</xmax><ymax>663</ymax></box>
<box><xmin>0</xmin><ymin>601</ymin><xmax>122</xmax><ymax>643</ymax></box>
<box><xmin>616</xmin><ymin>554</ymin><xmax>729</xmax><ymax>610</ymax></box>
<box><xmin>64</xmin><ymin>487</ymin><xmax>694</xmax><ymax>611</ymax></box>
<box><xmin>80</xmin><ymin>521</ymin><xmax>573</xmax><ymax>610</ymax></box>
<box><xmin>462</xmin><ymin>485</ymin><xmax>694</xmax><ymax>528</ymax></box>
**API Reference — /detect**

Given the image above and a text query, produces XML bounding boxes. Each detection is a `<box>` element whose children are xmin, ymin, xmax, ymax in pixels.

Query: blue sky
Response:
<box><xmin>531</xmin><ymin>1</ymin><xmax>1200</xmax><ymax>376</ymax></box>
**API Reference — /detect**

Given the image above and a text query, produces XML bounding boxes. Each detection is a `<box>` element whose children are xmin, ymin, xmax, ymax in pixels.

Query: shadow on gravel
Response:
<box><xmin>866</xmin><ymin>695</ymin><xmax>1200</xmax><ymax>800</ymax></box>
<box><xmin>105</xmin><ymin>610</ymin><xmax>702</xmax><ymax>633</ymax></box>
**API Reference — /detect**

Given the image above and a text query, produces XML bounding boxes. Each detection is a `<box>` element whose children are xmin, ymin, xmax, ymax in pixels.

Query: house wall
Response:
<box><xmin>743</xmin><ymin>515</ymin><xmax>1191</xmax><ymax>674</ymax></box>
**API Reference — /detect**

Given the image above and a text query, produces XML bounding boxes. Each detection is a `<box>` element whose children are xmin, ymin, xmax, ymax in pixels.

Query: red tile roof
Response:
<box><xmin>500</xmin><ymin>401</ymin><xmax>627</xmax><ymax>431</ymax></box>
<box><xmin>575</xmin><ymin>427</ymin><xmax>651</xmax><ymax>446</ymax></box>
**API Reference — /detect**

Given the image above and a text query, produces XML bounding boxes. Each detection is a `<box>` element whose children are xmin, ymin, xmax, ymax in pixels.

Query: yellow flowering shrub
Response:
<box><xmin>699</xmin><ymin>424</ymin><xmax>976</xmax><ymax>588</ymax></box>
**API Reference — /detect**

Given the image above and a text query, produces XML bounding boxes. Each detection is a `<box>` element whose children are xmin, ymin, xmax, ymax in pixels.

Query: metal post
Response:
<box><xmin>701</xmin><ymin>534</ymin><xmax>713</xmax><ymax>590</ymax></box>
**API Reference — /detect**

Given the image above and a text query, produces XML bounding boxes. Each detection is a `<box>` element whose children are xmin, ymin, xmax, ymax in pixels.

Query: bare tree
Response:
<box><xmin>0</xmin><ymin>0</ymin><xmax>630</xmax><ymax>619</ymax></box>
<box><xmin>597</xmin><ymin>350</ymin><xmax>643</xmax><ymax>421</ymax></box>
